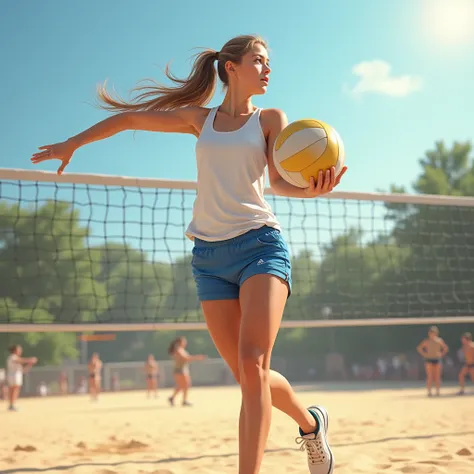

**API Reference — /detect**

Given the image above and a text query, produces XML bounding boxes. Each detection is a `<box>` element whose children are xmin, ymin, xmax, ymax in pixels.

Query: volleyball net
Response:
<box><xmin>1</xmin><ymin>168</ymin><xmax>474</xmax><ymax>333</ymax></box>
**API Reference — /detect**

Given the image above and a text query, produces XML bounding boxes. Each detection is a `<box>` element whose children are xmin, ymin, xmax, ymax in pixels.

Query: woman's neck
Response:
<box><xmin>219</xmin><ymin>89</ymin><xmax>254</xmax><ymax>117</ymax></box>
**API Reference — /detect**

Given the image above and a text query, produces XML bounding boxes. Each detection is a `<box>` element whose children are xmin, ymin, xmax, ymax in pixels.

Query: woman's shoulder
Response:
<box><xmin>259</xmin><ymin>108</ymin><xmax>288</xmax><ymax>135</ymax></box>
<box><xmin>260</xmin><ymin>108</ymin><xmax>288</xmax><ymax>123</ymax></box>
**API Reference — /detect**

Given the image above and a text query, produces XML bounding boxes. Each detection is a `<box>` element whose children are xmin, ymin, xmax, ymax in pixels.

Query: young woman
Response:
<box><xmin>31</xmin><ymin>34</ymin><xmax>346</xmax><ymax>474</ymax></box>
<box><xmin>88</xmin><ymin>352</ymin><xmax>103</xmax><ymax>401</ymax></box>
<box><xmin>167</xmin><ymin>336</ymin><xmax>206</xmax><ymax>407</ymax></box>
<box><xmin>416</xmin><ymin>326</ymin><xmax>449</xmax><ymax>397</ymax></box>
<box><xmin>458</xmin><ymin>332</ymin><xmax>474</xmax><ymax>395</ymax></box>
<box><xmin>145</xmin><ymin>354</ymin><xmax>160</xmax><ymax>398</ymax></box>
<box><xmin>6</xmin><ymin>345</ymin><xmax>37</xmax><ymax>411</ymax></box>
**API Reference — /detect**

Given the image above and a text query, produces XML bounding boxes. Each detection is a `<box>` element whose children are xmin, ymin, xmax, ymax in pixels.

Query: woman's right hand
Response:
<box><xmin>30</xmin><ymin>139</ymin><xmax>78</xmax><ymax>175</ymax></box>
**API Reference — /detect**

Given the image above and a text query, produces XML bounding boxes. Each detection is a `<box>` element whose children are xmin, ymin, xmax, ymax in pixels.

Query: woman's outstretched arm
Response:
<box><xmin>30</xmin><ymin>107</ymin><xmax>205</xmax><ymax>174</ymax></box>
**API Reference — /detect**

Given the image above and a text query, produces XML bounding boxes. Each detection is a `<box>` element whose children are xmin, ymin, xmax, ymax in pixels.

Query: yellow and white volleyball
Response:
<box><xmin>273</xmin><ymin>119</ymin><xmax>345</xmax><ymax>188</ymax></box>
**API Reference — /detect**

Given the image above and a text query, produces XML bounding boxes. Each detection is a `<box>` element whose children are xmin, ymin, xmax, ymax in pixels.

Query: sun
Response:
<box><xmin>423</xmin><ymin>0</ymin><xmax>474</xmax><ymax>46</ymax></box>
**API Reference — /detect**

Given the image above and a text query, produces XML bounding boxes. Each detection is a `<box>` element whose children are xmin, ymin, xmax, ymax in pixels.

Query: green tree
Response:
<box><xmin>162</xmin><ymin>255</ymin><xmax>200</xmax><ymax>323</ymax></box>
<box><xmin>385</xmin><ymin>140</ymin><xmax>474</xmax><ymax>318</ymax></box>
<box><xmin>0</xmin><ymin>200</ymin><xmax>108</xmax><ymax>363</ymax></box>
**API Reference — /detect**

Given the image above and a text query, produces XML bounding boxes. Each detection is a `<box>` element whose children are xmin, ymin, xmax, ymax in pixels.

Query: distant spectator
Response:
<box><xmin>37</xmin><ymin>381</ymin><xmax>48</xmax><ymax>397</ymax></box>
<box><xmin>111</xmin><ymin>372</ymin><xmax>120</xmax><ymax>392</ymax></box>
<box><xmin>391</xmin><ymin>355</ymin><xmax>402</xmax><ymax>379</ymax></box>
<box><xmin>76</xmin><ymin>376</ymin><xmax>87</xmax><ymax>394</ymax></box>
<box><xmin>376</xmin><ymin>358</ymin><xmax>388</xmax><ymax>379</ymax></box>
<box><xmin>59</xmin><ymin>371</ymin><xmax>68</xmax><ymax>395</ymax></box>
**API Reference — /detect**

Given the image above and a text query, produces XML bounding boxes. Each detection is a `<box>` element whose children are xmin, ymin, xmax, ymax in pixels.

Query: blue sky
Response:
<box><xmin>2</xmin><ymin>0</ymin><xmax>473</xmax><ymax>191</ymax></box>
<box><xmin>1</xmin><ymin>0</ymin><xmax>474</xmax><ymax>258</ymax></box>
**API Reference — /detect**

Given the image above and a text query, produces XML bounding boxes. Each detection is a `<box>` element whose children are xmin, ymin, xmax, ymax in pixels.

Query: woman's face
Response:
<box><xmin>229</xmin><ymin>43</ymin><xmax>271</xmax><ymax>96</ymax></box>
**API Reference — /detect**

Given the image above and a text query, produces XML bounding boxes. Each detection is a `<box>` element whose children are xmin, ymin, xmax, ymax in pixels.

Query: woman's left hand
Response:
<box><xmin>304</xmin><ymin>166</ymin><xmax>347</xmax><ymax>198</ymax></box>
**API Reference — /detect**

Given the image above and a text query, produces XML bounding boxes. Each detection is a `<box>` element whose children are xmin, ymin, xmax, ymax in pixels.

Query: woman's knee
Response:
<box><xmin>238</xmin><ymin>348</ymin><xmax>270</xmax><ymax>389</ymax></box>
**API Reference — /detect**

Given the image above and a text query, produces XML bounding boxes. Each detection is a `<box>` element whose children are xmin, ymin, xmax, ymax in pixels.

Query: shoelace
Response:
<box><xmin>295</xmin><ymin>435</ymin><xmax>325</xmax><ymax>465</ymax></box>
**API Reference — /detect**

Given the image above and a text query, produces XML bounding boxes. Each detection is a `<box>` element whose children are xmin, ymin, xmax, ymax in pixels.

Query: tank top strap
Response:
<box><xmin>201</xmin><ymin>107</ymin><xmax>219</xmax><ymax>135</ymax></box>
<box><xmin>250</xmin><ymin>107</ymin><xmax>266</xmax><ymax>147</ymax></box>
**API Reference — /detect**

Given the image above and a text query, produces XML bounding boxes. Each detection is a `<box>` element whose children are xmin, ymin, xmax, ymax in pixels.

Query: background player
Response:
<box><xmin>6</xmin><ymin>345</ymin><xmax>38</xmax><ymax>411</ymax></box>
<box><xmin>168</xmin><ymin>336</ymin><xmax>206</xmax><ymax>407</ymax></box>
<box><xmin>145</xmin><ymin>354</ymin><xmax>160</xmax><ymax>398</ymax></box>
<box><xmin>458</xmin><ymin>332</ymin><xmax>474</xmax><ymax>395</ymax></box>
<box><xmin>417</xmin><ymin>326</ymin><xmax>449</xmax><ymax>397</ymax></box>
<box><xmin>88</xmin><ymin>352</ymin><xmax>103</xmax><ymax>401</ymax></box>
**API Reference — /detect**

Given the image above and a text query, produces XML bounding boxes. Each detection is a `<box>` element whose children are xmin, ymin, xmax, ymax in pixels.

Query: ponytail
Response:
<box><xmin>97</xmin><ymin>49</ymin><xmax>218</xmax><ymax>113</ymax></box>
<box><xmin>96</xmin><ymin>35</ymin><xmax>268</xmax><ymax>114</ymax></box>
<box><xmin>168</xmin><ymin>338</ymin><xmax>180</xmax><ymax>355</ymax></box>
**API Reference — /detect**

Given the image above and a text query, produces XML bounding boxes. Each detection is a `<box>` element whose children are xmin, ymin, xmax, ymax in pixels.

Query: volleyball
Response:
<box><xmin>273</xmin><ymin>119</ymin><xmax>345</xmax><ymax>188</ymax></box>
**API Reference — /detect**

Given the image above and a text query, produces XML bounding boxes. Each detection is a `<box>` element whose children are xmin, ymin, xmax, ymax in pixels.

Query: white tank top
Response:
<box><xmin>185</xmin><ymin>107</ymin><xmax>280</xmax><ymax>241</ymax></box>
<box><xmin>7</xmin><ymin>354</ymin><xmax>22</xmax><ymax>376</ymax></box>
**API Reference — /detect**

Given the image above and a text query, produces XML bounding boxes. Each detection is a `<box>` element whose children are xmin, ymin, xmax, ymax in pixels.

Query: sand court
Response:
<box><xmin>2</xmin><ymin>383</ymin><xmax>474</xmax><ymax>474</ymax></box>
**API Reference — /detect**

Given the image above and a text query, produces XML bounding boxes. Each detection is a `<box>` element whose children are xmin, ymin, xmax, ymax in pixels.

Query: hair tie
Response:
<box><xmin>215</xmin><ymin>51</ymin><xmax>220</xmax><ymax>61</ymax></box>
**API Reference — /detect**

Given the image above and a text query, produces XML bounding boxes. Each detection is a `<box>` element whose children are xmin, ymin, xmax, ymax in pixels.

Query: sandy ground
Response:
<box><xmin>1</xmin><ymin>383</ymin><xmax>474</xmax><ymax>474</ymax></box>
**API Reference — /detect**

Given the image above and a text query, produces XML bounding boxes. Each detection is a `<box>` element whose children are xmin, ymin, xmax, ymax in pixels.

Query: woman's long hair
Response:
<box><xmin>168</xmin><ymin>337</ymin><xmax>183</xmax><ymax>355</ymax></box>
<box><xmin>96</xmin><ymin>35</ymin><xmax>267</xmax><ymax>112</ymax></box>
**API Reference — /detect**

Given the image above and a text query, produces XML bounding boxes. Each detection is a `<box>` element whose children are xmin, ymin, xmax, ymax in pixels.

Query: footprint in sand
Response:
<box><xmin>338</xmin><ymin>429</ymin><xmax>357</xmax><ymax>435</ymax></box>
<box><xmin>457</xmin><ymin>448</ymin><xmax>472</xmax><ymax>456</ymax></box>
<box><xmin>417</xmin><ymin>460</ymin><xmax>447</xmax><ymax>466</ymax></box>
<box><xmin>437</xmin><ymin>454</ymin><xmax>453</xmax><ymax>461</ymax></box>
<box><xmin>389</xmin><ymin>457</ymin><xmax>412</xmax><ymax>462</ymax></box>
<box><xmin>76</xmin><ymin>441</ymin><xmax>87</xmax><ymax>449</ymax></box>
<box><xmin>119</xmin><ymin>439</ymin><xmax>149</xmax><ymax>450</ymax></box>
<box><xmin>391</xmin><ymin>446</ymin><xmax>417</xmax><ymax>453</ymax></box>
<box><xmin>14</xmin><ymin>445</ymin><xmax>37</xmax><ymax>452</ymax></box>
<box><xmin>91</xmin><ymin>438</ymin><xmax>149</xmax><ymax>455</ymax></box>
<box><xmin>400</xmin><ymin>465</ymin><xmax>442</xmax><ymax>473</ymax></box>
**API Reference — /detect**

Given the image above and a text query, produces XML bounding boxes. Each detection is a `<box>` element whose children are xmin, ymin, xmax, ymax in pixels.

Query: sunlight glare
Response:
<box><xmin>423</xmin><ymin>0</ymin><xmax>474</xmax><ymax>46</ymax></box>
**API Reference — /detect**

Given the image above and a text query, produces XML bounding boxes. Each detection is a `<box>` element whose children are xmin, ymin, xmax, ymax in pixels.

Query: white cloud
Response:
<box><xmin>347</xmin><ymin>60</ymin><xmax>422</xmax><ymax>98</ymax></box>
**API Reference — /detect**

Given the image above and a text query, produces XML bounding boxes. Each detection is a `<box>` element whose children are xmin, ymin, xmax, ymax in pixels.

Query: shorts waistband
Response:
<box><xmin>194</xmin><ymin>226</ymin><xmax>279</xmax><ymax>248</ymax></box>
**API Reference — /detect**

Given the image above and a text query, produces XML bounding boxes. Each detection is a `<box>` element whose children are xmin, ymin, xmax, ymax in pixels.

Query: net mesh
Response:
<box><xmin>1</xmin><ymin>173</ymin><xmax>474</xmax><ymax>326</ymax></box>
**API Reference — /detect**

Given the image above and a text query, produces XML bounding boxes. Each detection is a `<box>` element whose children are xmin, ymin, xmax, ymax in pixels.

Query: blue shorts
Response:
<box><xmin>192</xmin><ymin>226</ymin><xmax>292</xmax><ymax>301</ymax></box>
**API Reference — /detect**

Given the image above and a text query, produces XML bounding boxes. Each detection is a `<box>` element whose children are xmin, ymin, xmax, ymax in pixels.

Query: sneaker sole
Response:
<box><xmin>308</xmin><ymin>405</ymin><xmax>334</xmax><ymax>474</ymax></box>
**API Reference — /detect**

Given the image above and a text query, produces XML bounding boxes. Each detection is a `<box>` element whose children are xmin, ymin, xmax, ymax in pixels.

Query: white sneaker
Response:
<box><xmin>295</xmin><ymin>405</ymin><xmax>334</xmax><ymax>474</ymax></box>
